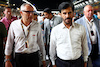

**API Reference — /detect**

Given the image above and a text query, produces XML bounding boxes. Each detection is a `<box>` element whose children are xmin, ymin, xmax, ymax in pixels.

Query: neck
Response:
<box><xmin>86</xmin><ymin>16</ymin><xmax>92</xmax><ymax>22</ymax></box>
<box><xmin>88</xmin><ymin>18</ymin><xmax>92</xmax><ymax>22</ymax></box>
<box><xmin>49</xmin><ymin>14</ymin><xmax>53</xmax><ymax>20</ymax></box>
<box><xmin>6</xmin><ymin>15</ymin><xmax>11</xmax><ymax>20</ymax></box>
<box><xmin>21</xmin><ymin>19</ymin><xmax>30</xmax><ymax>26</ymax></box>
<box><xmin>63</xmin><ymin>21</ymin><xmax>72</xmax><ymax>29</ymax></box>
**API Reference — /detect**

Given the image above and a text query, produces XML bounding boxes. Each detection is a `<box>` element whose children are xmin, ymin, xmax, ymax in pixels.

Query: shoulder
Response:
<box><xmin>54</xmin><ymin>16</ymin><xmax>62</xmax><ymax>20</ymax></box>
<box><xmin>75</xmin><ymin>16</ymin><xmax>84</xmax><ymax>22</ymax></box>
<box><xmin>75</xmin><ymin>16</ymin><xmax>85</xmax><ymax>24</ymax></box>
<box><xmin>1</xmin><ymin>17</ymin><xmax>6</xmax><ymax>21</ymax></box>
<box><xmin>10</xmin><ymin>19</ymin><xmax>21</xmax><ymax>27</ymax></box>
<box><xmin>74</xmin><ymin>22</ymin><xmax>86</xmax><ymax>30</ymax></box>
<box><xmin>52</xmin><ymin>23</ymin><xmax>62</xmax><ymax>31</ymax></box>
<box><xmin>31</xmin><ymin>20</ymin><xmax>41</xmax><ymax>27</ymax></box>
<box><xmin>94</xmin><ymin>17</ymin><xmax>99</xmax><ymax>22</ymax></box>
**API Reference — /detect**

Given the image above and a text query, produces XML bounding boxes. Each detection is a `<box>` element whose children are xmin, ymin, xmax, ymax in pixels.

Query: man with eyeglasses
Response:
<box><xmin>4</xmin><ymin>3</ymin><xmax>46</xmax><ymax>67</ymax></box>
<box><xmin>75</xmin><ymin>5</ymin><xmax>100</xmax><ymax>67</ymax></box>
<box><xmin>1</xmin><ymin>7</ymin><xmax>17</xmax><ymax>32</ymax></box>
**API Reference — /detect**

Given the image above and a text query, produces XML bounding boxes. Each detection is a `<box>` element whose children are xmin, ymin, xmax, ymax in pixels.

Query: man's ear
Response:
<box><xmin>20</xmin><ymin>11</ymin><xmax>23</xmax><ymax>15</ymax></box>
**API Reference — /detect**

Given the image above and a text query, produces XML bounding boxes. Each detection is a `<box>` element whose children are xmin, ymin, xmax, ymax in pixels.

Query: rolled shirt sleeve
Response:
<box><xmin>5</xmin><ymin>24</ymin><xmax>14</xmax><ymax>55</ymax></box>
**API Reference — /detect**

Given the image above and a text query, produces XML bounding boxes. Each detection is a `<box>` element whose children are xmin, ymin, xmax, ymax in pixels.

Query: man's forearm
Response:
<box><xmin>84</xmin><ymin>62</ymin><xmax>87</xmax><ymax>67</ymax></box>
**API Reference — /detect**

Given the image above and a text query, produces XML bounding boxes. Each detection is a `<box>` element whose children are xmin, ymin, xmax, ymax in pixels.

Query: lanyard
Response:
<box><xmin>87</xmin><ymin>20</ymin><xmax>93</xmax><ymax>29</ymax></box>
<box><xmin>21</xmin><ymin>23</ymin><xmax>31</xmax><ymax>39</ymax></box>
<box><xmin>86</xmin><ymin>19</ymin><xmax>94</xmax><ymax>36</ymax></box>
<box><xmin>21</xmin><ymin>23</ymin><xmax>31</xmax><ymax>48</ymax></box>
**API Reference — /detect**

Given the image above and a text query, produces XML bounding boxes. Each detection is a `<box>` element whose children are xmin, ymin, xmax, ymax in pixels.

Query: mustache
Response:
<box><xmin>65</xmin><ymin>18</ymin><xmax>72</xmax><ymax>20</ymax></box>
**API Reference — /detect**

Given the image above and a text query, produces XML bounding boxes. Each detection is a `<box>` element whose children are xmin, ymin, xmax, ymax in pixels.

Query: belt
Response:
<box><xmin>57</xmin><ymin>56</ymin><xmax>83</xmax><ymax>62</ymax></box>
<box><xmin>15</xmin><ymin>51</ymin><xmax>39</xmax><ymax>55</ymax></box>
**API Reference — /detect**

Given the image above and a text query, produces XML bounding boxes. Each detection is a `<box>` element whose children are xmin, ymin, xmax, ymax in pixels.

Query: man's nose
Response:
<box><xmin>65</xmin><ymin>13</ymin><xmax>70</xmax><ymax>17</ymax></box>
<box><xmin>29</xmin><ymin>12</ymin><xmax>34</xmax><ymax>16</ymax></box>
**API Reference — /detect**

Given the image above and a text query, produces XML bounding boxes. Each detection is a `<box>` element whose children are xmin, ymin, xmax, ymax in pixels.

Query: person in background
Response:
<box><xmin>33</xmin><ymin>12</ymin><xmax>40</xmax><ymax>22</ymax></box>
<box><xmin>50</xmin><ymin>2</ymin><xmax>88</xmax><ymax>67</ymax></box>
<box><xmin>1</xmin><ymin>7</ymin><xmax>17</xmax><ymax>32</ymax></box>
<box><xmin>75</xmin><ymin>5</ymin><xmax>100</xmax><ymax>67</ymax></box>
<box><xmin>93</xmin><ymin>10</ymin><xmax>97</xmax><ymax>19</ymax></box>
<box><xmin>96</xmin><ymin>10</ymin><xmax>100</xmax><ymax>20</ymax></box>
<box><xmin>0</xmin><ymin>22</ymin><xmax>7</xmax><ymax>67</ymax></box>
<box><xmin>4</xmin><ymin>3</ymin><xmax>46</xmax><ymax>67</ymax></box>
<box><xmin>43</xmin><ymin>7</ymin><xmax>62</xmax><ymax>66</ymax></box>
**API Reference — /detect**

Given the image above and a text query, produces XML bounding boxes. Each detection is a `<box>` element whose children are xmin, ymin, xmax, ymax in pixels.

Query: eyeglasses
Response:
<box><xmin>22</xmin><ymin>11</ymin><xmax>36</xmax><ymax>14</ymax></box>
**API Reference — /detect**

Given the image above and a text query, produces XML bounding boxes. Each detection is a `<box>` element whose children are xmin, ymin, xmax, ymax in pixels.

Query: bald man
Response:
<box><xmin>75</xmin><ymin>5</ymin><xmax>100</xmax><ymax>67</ymax></box>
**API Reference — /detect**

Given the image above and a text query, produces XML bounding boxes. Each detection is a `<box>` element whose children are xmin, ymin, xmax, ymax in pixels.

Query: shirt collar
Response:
<box><xmin>4</xmin><ymin>16</ymin><xmax>7</xmax><ymax>20</ymax></box>
<box><xmin>84</xmin><ymin>16</ymin><xmax>94</xmax><ymax>23</ymax></box>
<box><xmin>50</xmin><ymin>16</ymin><xmax>55</xmax><ymax>21</ymax></box>
<box><xmin>4</xmin><ymin>16</ymin><xmax>13</xmax><ymax>20</ymax></box>
<box><xmin>20</xmin><ymin>19</ymin><xmax>34</xmax><ymax>27</ymax></box>
<box><xmin>61</xmin><ymin>21</ymin><xmax>75</xmax><ymax>29</ymax></box>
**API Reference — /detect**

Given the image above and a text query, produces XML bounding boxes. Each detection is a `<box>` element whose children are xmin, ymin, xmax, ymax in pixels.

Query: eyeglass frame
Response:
<box><xmin>21</xmin><ymin>10</ymin><xmax>36</xmax><ymax>14</ymax></box>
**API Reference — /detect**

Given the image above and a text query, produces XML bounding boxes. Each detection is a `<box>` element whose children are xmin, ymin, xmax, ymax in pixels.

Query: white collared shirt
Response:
<box><xmin>84</xmin><ymin>16</ymin><xmax>97</xmax><ymax>44</ymax></box>
<box><xmin>50</xmin><ymin>22</ymin><xmax>88</xmax><ymax>65</ymax></box>
<box><xmin>5</xmin><ymin>19</ymin><xmax>46</xmax><ymax>61</ymax></box>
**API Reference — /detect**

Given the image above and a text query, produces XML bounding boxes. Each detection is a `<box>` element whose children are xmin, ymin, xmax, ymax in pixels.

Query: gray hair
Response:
<box><xmin>20</xmin><ymin>3</ymin><xmax>32</xmax><ymax>11</ymax></box>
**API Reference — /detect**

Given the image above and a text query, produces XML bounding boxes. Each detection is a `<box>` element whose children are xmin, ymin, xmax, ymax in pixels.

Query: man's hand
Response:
<box><xmin>5</xmin><ymin>61</ymin><xmax>13</xmax><ymax>67</ymax></box>
<box><xmin>84</xmin><ymin>62</ymin><xmax>87</xmax><ymax>67</ymax></box>
<box><xmin>42</xmin><ymin>61</ymin><xmax>46</xmax><ymax>67</ymax></box>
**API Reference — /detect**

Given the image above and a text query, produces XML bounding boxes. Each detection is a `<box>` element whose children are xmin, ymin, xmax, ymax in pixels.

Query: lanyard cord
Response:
<box><xmin>86</xmin><ymin>19</ymin><xmax>93</xmax><ymax>30</ymax></box>
<box><xmin>21</xmin><ymin>21</ymin><xmax>37</xmax><ymax>39</ymax></box>
<box><xmin>21</xmin><ymin>23</ymin><xmax>31</xmax><ymax>39</ymax></box>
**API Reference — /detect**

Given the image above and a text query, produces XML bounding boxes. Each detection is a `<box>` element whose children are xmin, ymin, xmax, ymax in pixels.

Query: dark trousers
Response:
<box><xmin>0</xmin><ymin>59</ymin><xmax>3</xmax><ymax>67</ymax></box>
<box><xmin>0</xmin><ymin>54</ymin><xmax>4</xmax><ymax>67</ymax></box>
<box><xmin>45</xmin><ymin>43</ymin><xmax>50</xmax><ymax>57</ymax></box>
<box><xmin>56</xmin><ymin>56</ymin><xmax>84</xmax><ymax>67</ymax></box>
<box><xmin>15</xmin><ymin>51</ymin><xmax>39</xmax><ymax>67</ymax></box>
<box><xmin>90</xmin><ymin>44</ymin><xmax>99</xmax><ymax>61</ymax></box>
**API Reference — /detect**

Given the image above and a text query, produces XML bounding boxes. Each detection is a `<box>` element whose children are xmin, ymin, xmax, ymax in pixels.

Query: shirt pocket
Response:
<box><xmin>29</xmin><ymin>30</ymin><xmax>37</xmax><ymax>42</ymax></box>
